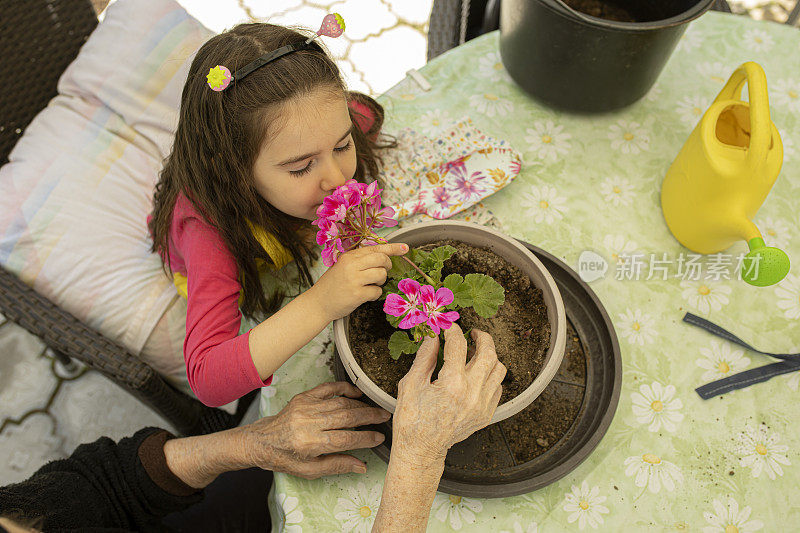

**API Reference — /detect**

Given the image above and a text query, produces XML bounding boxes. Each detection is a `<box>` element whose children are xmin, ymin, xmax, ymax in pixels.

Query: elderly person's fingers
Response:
<box><xmin>322</xmin><ymin>406</ymin><xmax>392</xmax><ymax>430</ymax></box>
<box><xmin>440</xmin><ymin>322</ymin><xmax>467</xmax><ymax>373</ymax></box>
<box><xmin>303</xmin><ymin>381</ymin><xmax>362</xmax><ymax>400</ymax></box>
<box><xmin>317</xmin><ymin>395</ymin><xmax>381</xmax><ymax>413</ymax></box>
<box><xmin>295</xmin><ymin>454</ymin><xmax>369</xmax><ymax>479</ymax></box>
<box><xmin>465</xmin><ymin>328</ymin><xmax>499</xmax><ymax>376</ymax></box>
<box><xmin>485</xmin><ymin>360</ymin><xmax>508</xmax><ymax>391</ymax></box>
<box><xmin>402</xmin><ymin>334</ymin><xmax>439</xmax><ymax>383</ymax></box>
<box><xmin>322</xmin><ymin>429</ymin><xmax>386</xmax><ymax>454</ymax></box>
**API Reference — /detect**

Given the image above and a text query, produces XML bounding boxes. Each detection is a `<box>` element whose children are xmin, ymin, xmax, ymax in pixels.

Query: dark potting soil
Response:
<box><xmin>444</xmin><ymin>320</ymin><xmax>587</xmax><ymax>471</ymax></box>
<box><xmin>563</xmin><ymin>0</ymin><xmax>638</xmax><ymax>22</ymax></box>
<box><xmin>348</xmin><ymin>239</ymin><xmax>550</xmax><ymax>405</ymax></box>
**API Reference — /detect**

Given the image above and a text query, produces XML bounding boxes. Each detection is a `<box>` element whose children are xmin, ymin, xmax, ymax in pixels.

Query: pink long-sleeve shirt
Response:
<box><xmin>164</xmin><ymin>99</ymin><xmax>376</xmax><ymax>407</ymax></box>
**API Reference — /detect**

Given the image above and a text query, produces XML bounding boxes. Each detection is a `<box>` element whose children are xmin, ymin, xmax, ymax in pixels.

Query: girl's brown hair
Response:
<box><xmin>149</xmin><ymin>23</ymin><xmax>393</xmax><ymax>318</ymax></box>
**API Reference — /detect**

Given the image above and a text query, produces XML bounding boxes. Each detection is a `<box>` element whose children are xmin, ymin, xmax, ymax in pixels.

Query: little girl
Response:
<box><xmin>148</xmin><ymin>21</ymin><xmax>407</xmax><ymax>407</ymax></box>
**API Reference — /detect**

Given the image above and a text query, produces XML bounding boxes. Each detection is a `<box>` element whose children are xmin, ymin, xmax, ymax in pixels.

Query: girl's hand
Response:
<box><xmin>312</xmin><ymin>242</ymin><xmax>409</xmax><ymax>321</ymax></box>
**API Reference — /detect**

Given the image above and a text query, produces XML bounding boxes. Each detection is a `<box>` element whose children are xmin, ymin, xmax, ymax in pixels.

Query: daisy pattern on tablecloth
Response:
<box><xmin>696</xmin><ymin>339</ymin><xmax>751</xmax><ymax>382</ymax></box>
<box><xmin>645</xmin><ymin>84</ymin><xmax>662</xmax><ymax>102</ymax></box>
<box><xmin>736</xmin><ymin>424</ymin><xmax>791</xmax><ymax>480</ymax></box>
<box><xmin>478</xmin><ymin>51</ymin><xmax>511</xmax><ymax>82</ymax></box>
<box><xmin>500</xmin><ymin>520</ymin><xmax>539</xmax><ymax>533</ymax></box>
<box><xmin>562</xmin><ymin>480</ymin><xmax>609</xmax><ymax>530</ymax></box>
<box><xmin>618</xmin><ymin>308</ymin><xmax>657</xmax><ymax>345</ymax></box>
<box><xmin>623</xmin><ymin>453</ymin><xmax>683</xmax><ymax>493</ymax></box>
<box><xmin>608</xmin><ymin>120</ymin><xmax>650</xmax><ymax>154</ymax></box>
<box><xmin>775</xmin><ymin>273</ymin><xmax>800</xmax><ymax>320</ymax></box>
<box><xmin>743</xmin><ymin>28</ymin><xmax>774</xmax><ymax>52</ymax></box>
<box><xmin>524</xmin><ymin>120</ymin><xmax>572</xmax><ymax>162</ymax></box>
<box><xmin>631</xmin><ymin>382</ymin><xmax>683</xmax><ymax>433</ymax></box>
<box><xmin>520</xmin><ymin>184</ymin><xmax>568</xmax><ymax>224</ymax></box>
<box><xmin>676</xmin><ymin>95</ymin><xmax>709</xmax><ymax>125</ymax></box>
<box><xmin>599</xmin><ymin>176</ymin><xmax>635</xmax><ymax>207</ymax></box>
<box><xmin>419</xmin><ymin>109</ymin><xmax>452</xmax><ymax>137</ymax></box>
<box><xmin>702</xmin><ymin>497</ymin><xmax>763</xmax><ymax>533</ymax></box>
<box><xmin>781</xmin><ymin>134</ymin><xmax>796</xmax><ymax>161</ymax></box>
<box><xmin>771</xmin><ymin>78</ymin><xmax>800</xmax><ymax>113</ymax></box>
<box><xmin>469</xmin><ymin>92</ymin><xmax>514</xmax><ymax>117</ymax></box>
<box><xmin>677</xmin><ymin>29</ymin><xmax>703</xmax><ymax>52</ymax></box>
<box><xmin>679</xmin><ymin>280</ymin><xmax>731</xmax><ymax>314</ymax></box>
<box><xmin>696</xmin><ymin>61</ymin><xmax>730</xmax><ymax>84</ymax></box>
<box><xmin>602</xmin><ymin>234</ymin><xmax>639</xmax><ymax>266</ymax></box>
<box><xmin>755</xmin><ymin>216</ymin><xmax>792</xmax><ymax>250</ymax></box>
<box><xmin>432</xmin><ymin>493</ymin><xmax>483</xmax><ymax>530</ymax></box>
<box><xmin>275</xmin><ymin>493</ymin><xmax>303</xmax><ymax>533</ymax></box>
<box><xmin>334</xmin><ymin>482</ymin><xmax>382</xmax><ymax>533</ymax></box>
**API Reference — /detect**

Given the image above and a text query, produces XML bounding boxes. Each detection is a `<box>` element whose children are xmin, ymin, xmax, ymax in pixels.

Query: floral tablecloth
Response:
<box><xmin>263</xmin><ymin>12</ymin><xmax>800</xmax><ymax>532</ymax></box>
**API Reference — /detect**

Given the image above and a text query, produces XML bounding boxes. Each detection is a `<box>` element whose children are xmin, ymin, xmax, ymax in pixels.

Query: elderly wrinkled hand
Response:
<box><xmin>238</xmin><ymin>381</ymin><xmax>390</xmax><ymax>479</ymax></box>
<box><xmin>392</xmin><ymin>323</ymin><xmax>506</xmax><ymax>463</ymax></box>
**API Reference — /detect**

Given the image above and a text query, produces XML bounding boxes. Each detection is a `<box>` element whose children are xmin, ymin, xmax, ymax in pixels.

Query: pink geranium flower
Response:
<box><xmin>383</xmin><ymin>279</ymin><xmax>427</xmax><ymax>329</ymax></box>
<box><xmin>418</xmin><ymin>285</ymin><xmax>460</xmax><ymax>334</ymax></box>
<box><xmin>313</xmin><ymin>179</ymin><xmax>398</xmax><ymax>266</ymax></box>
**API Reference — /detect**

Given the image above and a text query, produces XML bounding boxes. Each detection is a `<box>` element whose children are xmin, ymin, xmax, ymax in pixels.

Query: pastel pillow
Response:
<box><xmin>0</xmin><ymin>0</ymin><xmax>214</xmax><ymax>388</ymax></box>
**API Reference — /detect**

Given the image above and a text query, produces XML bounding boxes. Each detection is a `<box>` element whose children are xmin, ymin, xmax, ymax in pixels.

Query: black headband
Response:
<box><xmin>233</xmin><ymin>40</ymin><xmax>321</xmax><ymax>84</ymax></box>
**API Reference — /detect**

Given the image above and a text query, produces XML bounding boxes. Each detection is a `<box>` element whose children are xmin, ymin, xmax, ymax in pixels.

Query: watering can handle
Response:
<box><xmin>712</xmin><ymin>62</ymin><xmax>772</xmax><ymax>171</ymax></box>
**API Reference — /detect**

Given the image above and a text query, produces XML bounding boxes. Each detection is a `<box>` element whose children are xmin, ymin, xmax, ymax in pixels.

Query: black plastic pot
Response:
<box><xmin>499</xmin><ymin>0</ymin><xmax>714</xmax><ymax>112</ymax></box>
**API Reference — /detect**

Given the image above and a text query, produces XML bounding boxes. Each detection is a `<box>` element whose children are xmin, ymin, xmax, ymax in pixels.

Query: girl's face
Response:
<box><xmin>253</xmin><ymin>88</ymin><xmax>356</xmax><ymax>221</ymax></box>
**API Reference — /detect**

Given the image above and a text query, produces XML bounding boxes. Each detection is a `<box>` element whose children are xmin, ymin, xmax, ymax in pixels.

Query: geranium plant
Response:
<box><xmin>314</xmin><ymin>179</ymin><xmax>505</xmax><ymax>361</ymax></box>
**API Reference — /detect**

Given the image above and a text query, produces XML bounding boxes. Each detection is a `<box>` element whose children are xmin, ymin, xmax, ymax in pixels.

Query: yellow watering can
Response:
<box><xmin>661</xmin><ymin>61</ymin><xmax>790</xmax><ymax>287</ymax></box>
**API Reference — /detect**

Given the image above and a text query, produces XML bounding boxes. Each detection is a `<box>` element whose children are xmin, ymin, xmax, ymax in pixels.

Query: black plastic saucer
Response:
<box><xmin>332</xmin><ymin>242</ymin><xmax>621</xmax><ymax>498</ymax></box>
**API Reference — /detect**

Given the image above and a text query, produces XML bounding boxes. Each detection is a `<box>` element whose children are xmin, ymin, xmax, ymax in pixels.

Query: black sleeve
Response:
<box><xmin>0</xmin><ymin>427</ymin><xmax>203</xmax><ymax>531</ymax></box>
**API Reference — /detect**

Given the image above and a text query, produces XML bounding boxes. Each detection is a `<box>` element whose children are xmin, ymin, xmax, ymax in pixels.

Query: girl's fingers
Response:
<box><xmin>361</xmin><ymin>267</ymin><xmax>388</xmax><ymax>286</ymax></box>
<box><xmin>353</xmin><ymin>242</ymin><xmax>408</xmax><ymax>257</ymax></box>
<box><xmin>357</xmin><ymin>251</ymin><xmax>393</xmax><ymax>271</ymax></box>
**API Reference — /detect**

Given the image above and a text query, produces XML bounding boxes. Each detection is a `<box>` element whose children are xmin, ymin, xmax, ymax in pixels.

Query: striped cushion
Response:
<box><xmin>0</xmin><ymin>0</ymin><xmax>214</xmax><ymax>384</ymax></box>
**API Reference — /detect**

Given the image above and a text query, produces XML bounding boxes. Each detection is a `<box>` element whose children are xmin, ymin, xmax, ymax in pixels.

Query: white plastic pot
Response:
<box><xmin>333</xmin><ymin>220</ymin><xmax>567</xmax><ymax>424</ymax></box>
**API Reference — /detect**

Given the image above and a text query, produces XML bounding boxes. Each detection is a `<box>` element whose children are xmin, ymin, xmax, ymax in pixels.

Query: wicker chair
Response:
<box><xmin>0</xmin><ymin>0</ymin><xmax>256</xmax><ymax>436</ymax></box>
<box><xmin>428</xmin><ymin>0</ymin><xmax>747</xmax><ymax>61</ymax></box>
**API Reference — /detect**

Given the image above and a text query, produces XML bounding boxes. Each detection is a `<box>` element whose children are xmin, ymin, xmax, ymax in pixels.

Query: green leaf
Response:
<box><xmin>388</xmin><ymin>331</ymin><xmax>423</xmax><ymax>360</ymax></box>
<box><xmin>418</xmin><ymin>245</ymin><xmax>455</xmax><ymax>280</ymax></box>
<box><xmin>443</xmin><ymin>273</ymin><xmax>471</xmax><ymax>309</ymax></box>
<box><xmin>385</xmin><ymin>312</ymin><xmax>402</xmax><ymax>328</ymax></box>
<box><xmin>463</xmin><ymin>273</ymin><xmax>505</xmax><ymax>317</ymax></box>
<box><xmin>388</xmin><ymin>255</ymin><xmax>416</xmax><ymax>281</ymax></box>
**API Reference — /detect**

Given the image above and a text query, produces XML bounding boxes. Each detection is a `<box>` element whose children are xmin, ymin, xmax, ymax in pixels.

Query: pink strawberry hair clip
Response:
<box><xmin>207</xmin><ymin>13</ymin><xmax>346</xmax><ymax>92</ymax></box>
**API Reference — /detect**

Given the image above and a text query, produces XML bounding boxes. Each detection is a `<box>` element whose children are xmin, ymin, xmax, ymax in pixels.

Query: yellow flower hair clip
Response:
<box><xmin>207</xmin><ymin>65</ymin><xmax>232</xmax><ymax>91</ymax></box>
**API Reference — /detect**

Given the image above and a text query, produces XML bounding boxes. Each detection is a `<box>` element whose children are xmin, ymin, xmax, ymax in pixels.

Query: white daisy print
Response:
<box><xmin>780</xmin><ymin>134</ymin><xmax>796</xmax><ymax>162</ymax></box>
<box><xmin>645</xmin><ymin>84</ymin><xmax>662</xmax><ymax>102</ymax></box>
<box><xmin>771</xmin><ymin>79</ymin><xmax>800</xmax><ymax>113</ymax></box>
<box><xmin>785</xmin><ymin>370</ymin><xmax>800</xmax><ymax>391</ymax></box>
<box><xmin>524</xmin><ymin>120</ymin><xmax>572</xmax><ymax>162</ymax></box>
<box><xmin>696</xmin><ymin>61</ymin><xmax>729</xmax><ymax>84</ymax></box>
<box><xmin>743</xmin><ymin>28</ymin><xmax>773</xmax><ymax>51</ymax></box>
<box><xmin>520</xmin><ymin>184</ymin><xmax>568</xmax><ymax>224</ymax></box>
<box><xmin>736</xmin><ymin>424</ymin><xmax>791</xmax><ymax>480</ymax></box>
<box><xmin>618</xmin><ymin>308</ymin><xmax>657</xmax><ymax>346</ymax></box>
<box><xmin>756</xmin><ymin>216</ymin><xmax>791</xmax><ymax>250</ymax></box>
<box><xmin>680</xmin><ymin>280</ymin><xmax>732</xmax><ymax>314</ymax></box>
<box><xmin>677</xmin><ymin>29</ymin><xmax>703</xmax><ymax>52</ymax></box>
<box><xmin>599</xmin><ymin>176</ymin><xmax>635</xmax><ymax>207</ymax></box>
<box><xmin>469</xmin><ymin>92</ymin><xmax>514</xmax><ymax>117</ymax></box>
<box><xmin>419</xmin><ymin>109</ymin><xmax>452</xmax><ymax>137</ymax></box>
<box><xmin>263</xmin><ymin>374</ymin><xmax>279</xmax><ymax>398</ymax></box>
<box><xmin>775</xmin><ymin>273</ymin><xmax>800</xmax><ymax>320</ymax></box>
<box><xmin>608</xmin><ymin>120</ymin><xmax>650</xmax><ymax>154</ymax></box>
<box><xmin>276</xmin><ymin>493</ymin><xmax>304</xmax><ymax>533</ymax></box>
<box><xmin>602</xmin><ymin>234</ymin><xmax>639</xmax><ymax>266</ymax></box>
<box><xmin>703</xmin><ymin>496</ymin><xmax>763</xmax><ymax>533</ymax></box>
<box><xmin>334</xmin><ymin>482</ymin><xmax>382</xmax><ymax>533</ymax></box>
<box><xmin>676</xmin><ymin>95</ymin><xmax>709</xmax><ymax>125</ymax></box>
<box><xmin>433</xmin><ymin>493</ymin><xmax>483</xmax><ymax>530</ymax></box>
<box><xmin>624</xmin><ymin>453</ymin><xmax>683</xmax><ymax>493</ymax></box>
<box><xmin>478</xmin><ymin>51</ymin><xmax>511</xmax><ymax>81</ymax></box>
<box><xmin>562</xmin><ymin>480</ymin><xmax>609</xmax><ymax>530</ymax></box>
<box><xmin>696</xmin><ymin>339</ymin><xmax>751</xmax><ymax>382</ymax></box>
<box><xmin>631</xmin><ymin>382</ymin><xmax>684</xmax><ymax>433</ymax></box>
<box><xmin>500</xmin><ymin>520</ymin><xmax>539</xmax><ymax>533</ymax></box>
